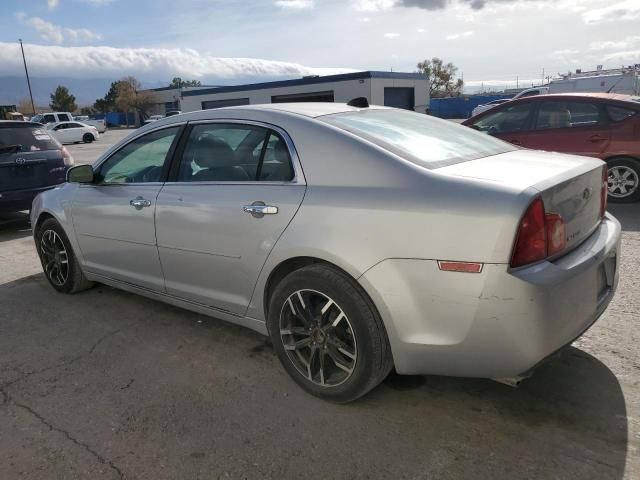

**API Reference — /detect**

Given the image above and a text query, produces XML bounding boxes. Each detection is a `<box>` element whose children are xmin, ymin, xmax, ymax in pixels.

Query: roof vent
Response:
<box><xmin>347</xmin><ymin>97</ymin><xmax>369</xmax><ymax>108</ymax></box>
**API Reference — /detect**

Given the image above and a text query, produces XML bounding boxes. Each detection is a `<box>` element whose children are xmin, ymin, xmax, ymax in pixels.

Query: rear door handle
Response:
<box><xmin>243</xmin><ymin>202</ymin><xmax>278</xmax><ymax>218</ymax></box>
<box><xmin>590</xmin><ymin>135</ymin><xmax>607</xmax><ymax>142</ymax></box>
<box><xmin>130</xmin><ymin>197</ymin><xmax>152</xmax><ymax>210</ymax></box>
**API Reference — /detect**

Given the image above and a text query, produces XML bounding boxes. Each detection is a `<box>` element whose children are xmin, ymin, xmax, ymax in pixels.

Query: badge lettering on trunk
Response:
<box><xmin>15</xmin><ymin>157</ymin><xmax>26</xmax><ymax>165</ymax></box>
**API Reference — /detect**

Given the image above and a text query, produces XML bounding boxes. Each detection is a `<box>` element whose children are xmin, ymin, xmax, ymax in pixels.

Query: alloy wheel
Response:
<box><xmin>608</xmin><ymin>165</ymin><xmax>639</xmax><ymax>198</ymax></box>
<box><xmin>279</xmin><ymin>289</ymin><xmax>357</xmax><ymax>387</ymax></box>
<box><xmin>40</xmin><ymin>229</ymin><xmax>69</xmax><ymax>287</ymax></box>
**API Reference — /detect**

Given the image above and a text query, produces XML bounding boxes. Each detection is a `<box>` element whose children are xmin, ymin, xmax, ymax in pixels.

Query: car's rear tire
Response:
<box><xmin>35</xmin><ymin>218</ymin><xmax>94</xmax><ymax>294</ymax></box>
<box><xmin>267</xmin><ymin>264</ymin><xmax>393</xmax><ymax>403</ymax></box>
<box><xmin>82</xmin><ymin>133</ymin><xmax>94</xmax><ymax>144</ymax></box>
<box><xmin>607</xmin><ymin>157</ymin><xmax>640</xmax><ymax>203</ymax></box>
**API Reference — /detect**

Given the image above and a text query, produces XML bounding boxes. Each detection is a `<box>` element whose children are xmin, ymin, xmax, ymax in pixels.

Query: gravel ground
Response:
<box><xmin>0</xmin><ymin>143</ymin><xmax>638</xmax><ymax>479</ymax></box>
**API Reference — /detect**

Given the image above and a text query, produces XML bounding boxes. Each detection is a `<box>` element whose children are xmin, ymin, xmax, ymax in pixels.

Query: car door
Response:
<box><xmin>155</xmin><ymin>121</ymin><xmax>306</xmax><ymax>316</ymax></box>
<box><xmin>525</xmin><ymin>99</ymin><xmax>611</xmax><ymax>157</ymax></box>
<box><xmin>468</xmin><ymin>101</ymin><xmax>535</xmax><ymax>147</ymax></box>
<box><xmin>66</xmin><ymin>122</ymin><xmax>85</xmax><ymax>142</ymax></box>
<box><xmin>71</xmin><ymin>125</ymin><xmax>182</xmax><ymax>290</ymax></box>
<box><xmin>52</xmin><ymin>123</ymin><xmax>70</xmax><ymax>144</ymax></box>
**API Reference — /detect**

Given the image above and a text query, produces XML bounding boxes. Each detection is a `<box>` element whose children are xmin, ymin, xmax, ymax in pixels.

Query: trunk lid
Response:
<box><xmin>437</xmin><ymin>149</ymin><xmax>605</xmax><ymax>253</ymax></box>
<box><xmin>0</xmin><ymin>124</ymin><xmax>67</xmax><ymax>191</ymax></box>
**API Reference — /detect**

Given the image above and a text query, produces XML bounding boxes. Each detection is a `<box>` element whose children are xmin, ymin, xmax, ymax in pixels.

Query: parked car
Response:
<box><xmin>143</xmin><ymin>114</ymin><xmax>165</xmax><ymax>126</ymax></box>
<box><xmin>31</xmin><ymin>112</ymin><xmax>74</xmax><ymax>124</ymax></box>
<box><xmin>471</xmin><ymin>99</ymin><xmax>510</xmax><ymax>117</ymax></box>
<box><xmin>512</xmin><ymin>86</ymin><xmax>549</xmax><ymax>100</ymax></box>
<box><xmin>0</xmin><ymin>121</ymin><xmax>73</xmax><ymax>213</ymax></box>
<box><xmin>165</xmin><ymin>110</ymin><xmax>182</xmax><ymax>117</ymax></box>
<box><xmin>46</xmin><ymin>121</ymin><xmax>99</xmax><ymax>144</ymax></box>
<box><xmin>463</xmin><ymin>93</ymin><xmax>640</xmax><ymax>203</ymax></box>
<box><xmin>31</xmin><ymin>104</ymin><xmax>620</xmax><ymax>402</ymax></box>
<box><xmin>74</xmin><ymin>115</ymin><xmax>107</xmax><ymax>133</ymax></box>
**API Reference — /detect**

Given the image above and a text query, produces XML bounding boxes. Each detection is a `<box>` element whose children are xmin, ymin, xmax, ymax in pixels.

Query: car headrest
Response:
<box><xmin>192</xmin><ymin>136</ymin><xmax>235</xmax><ymax>169</ymax></box>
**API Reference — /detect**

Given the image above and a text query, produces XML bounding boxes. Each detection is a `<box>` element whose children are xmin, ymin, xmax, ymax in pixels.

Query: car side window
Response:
<box><xmin>472</xmin><ymin>103</ymin><xmax>533</xmax><ymax>134</ymax></box>
<box><xmin>58</xmin><ymin>113</ymin><xmax>72</xmax><ymax>122</ymax></box>
<box><xmin>68</xmin><ymin>123</ymin><xmax>83</xmax><ymax>128</ymax></box>
<box><xmin>177</xmin><ymin>123</ymin><xmax>294</xmax><ymax>182</ymax></box>
<box><xmin>54</xmin><ymin>124</ymin><xmax>66</xmax><ymax>130</ymax></box>
<box><xmin>98</xmin><ymin>127</ymin><xmax>180</xmax><ymax>184</ymax></box>
<box><xmin>534</xmin><ymin>101</ymin><xmax>601</xmax><ymax>130</ymax></box>
<box><xmin>606</xmin><ymin>104</ymin><xmax>637</xmax><ymax>122</ymax></box>
<box><xmin>44</xmin><ymin>114</ymin><xmax>56</xmax><ymax>123</ymax></box>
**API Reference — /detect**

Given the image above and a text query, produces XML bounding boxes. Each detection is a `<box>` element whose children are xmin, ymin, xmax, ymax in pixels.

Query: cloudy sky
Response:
<box><xmin>1</xmin><ymin>0</ymin><xmax>639</xmax><ymax>90</ymax></box>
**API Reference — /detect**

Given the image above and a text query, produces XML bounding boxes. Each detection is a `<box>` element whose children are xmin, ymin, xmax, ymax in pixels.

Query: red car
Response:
<box><xmin>463</xmin><ymin>93</ymin><xmax>640</xmax><ymax>203</ymax></box>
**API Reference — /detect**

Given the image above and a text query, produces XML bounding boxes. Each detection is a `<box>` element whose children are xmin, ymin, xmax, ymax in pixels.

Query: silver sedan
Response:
<box><xmin>31</xmin><ymin>103</ymin><xmax>621</xmax><ymax>402</ymax></box>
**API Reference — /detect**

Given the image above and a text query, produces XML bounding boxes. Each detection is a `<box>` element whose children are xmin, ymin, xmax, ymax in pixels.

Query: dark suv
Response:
<box><xmin>0</xmin><ymin>121</ymin><xmax>73</xmax><ymax>213</ymax></box>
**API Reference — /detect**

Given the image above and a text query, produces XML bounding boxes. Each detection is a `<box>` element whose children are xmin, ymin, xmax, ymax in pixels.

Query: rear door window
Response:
<box><xmin>58</xmin><ymin>113</ymin><xmax>72</xmax><ymax>122</ymax></box>
<box><xmin>43</xmin><ymin>114</ymin><xmax>56</xmax><ymax>123</ymax></box>
<box><xmin>606</xmin><ymin>104</ymin><xmax>637</xmax><ymax>122</ymax></box>
<box><xmin>534</xmin><ymin>101</ymin><xmax>601</xmax><ymax>130</ymax></box>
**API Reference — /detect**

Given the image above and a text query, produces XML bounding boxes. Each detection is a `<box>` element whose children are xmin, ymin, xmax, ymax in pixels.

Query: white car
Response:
<box><xmin>143</xmin><ymin>114</ymin><xmax>165</xmax><ymax>125</ymax></box>
<box><xmin>46</xmin><ymin>121</ymin><xmax>99</xmax><ymax>144</ymax></box>
<box><xmin>471</xmin><ymin>99</ymin><xmax>510</xmax><ymax>117</ymax></box>
<box><xmin>73</xmin><ymin>116</ymin><xmax>107</xmax><ymax>133</ymax></box>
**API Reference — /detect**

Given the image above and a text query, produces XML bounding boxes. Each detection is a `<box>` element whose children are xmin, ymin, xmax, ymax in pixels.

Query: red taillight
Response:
<box><xmin>511</xmin><ymin>198</ymin><xmax>547</xmax><ymax>268</ymax></box>
<box><xmin>511</xmin><ymin>197</ymin><xmax>567</xmax><ymax>268</ymax></box>
<box><xmin>600</xmin><ymin>165</ymin><xmax>608</xmax><ymax>218</ymax></box>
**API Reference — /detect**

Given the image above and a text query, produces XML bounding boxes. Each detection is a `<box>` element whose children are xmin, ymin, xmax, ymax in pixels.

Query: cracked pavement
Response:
<box><xmin>0</xmin><ymin>183</ymin><xmax>638</xmax><ymax>478</ymax></box>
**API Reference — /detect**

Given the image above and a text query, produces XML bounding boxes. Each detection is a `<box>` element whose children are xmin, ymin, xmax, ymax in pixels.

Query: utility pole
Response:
<box><xmin>516</xmin><ymin>75</ymin><xmax>519</xmax><ymax>89</ymax></box>
<box><xmin>19</xmin><ymin>39</ymin><xmax>36</xmax><ymax>116</ymax></box>
<box><xmin>541</xmin><ymin>68</ymin><xmax>545</xmax><ymax>87</ymax></box>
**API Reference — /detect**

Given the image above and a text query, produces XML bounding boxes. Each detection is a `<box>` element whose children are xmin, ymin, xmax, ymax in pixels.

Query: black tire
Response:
<box><xmin>607</xmin><ymin>157</ymin><xmax>640</xmax><ymax>203</ymax></box>
<box><xmin>268</xmin><ymin>264</ymin><xmax>393</xmax><ymax>403</ymax></box>
<box><xmin>35</xmin><ymin>218</ymin><xmax>94</xmax><ymax>294</ymax></box>
<box><xmin>82</xmin><ymin>133</ymin><xmax>94</xmax><ymax>144</ymax></box>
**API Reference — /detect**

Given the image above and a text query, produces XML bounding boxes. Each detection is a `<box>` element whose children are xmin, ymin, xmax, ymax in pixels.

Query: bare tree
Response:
<box><xmin>417</xmin><ymin>58</ymin><xmax>464</xmax><ymax>98</ymax></box>
<box><xmin>115</xmin><ymin>76</ymin><xmax>157</xmax><ymax>127</ymax></box>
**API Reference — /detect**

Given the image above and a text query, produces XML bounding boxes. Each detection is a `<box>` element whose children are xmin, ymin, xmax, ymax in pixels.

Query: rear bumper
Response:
<box><xmin>0</xmin><ymin>184</ymin><xmax>61</xmax><ymax>213</ymax></box>
<box><xmin>359</xmin><ymin>214</ymin><xmax>621</xmax><ymax>377</ymax></box>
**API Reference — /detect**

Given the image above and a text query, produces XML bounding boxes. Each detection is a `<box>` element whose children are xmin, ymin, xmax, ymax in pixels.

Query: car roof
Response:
<box><xmin>215</xmin><ymin>102</ymin><xmax>392</xmax><ymax>118</ymax></box>
<box><xmin>516</xmin><ymin>92</ymin><xmax>639</xmax><ymax>103</ymax></box>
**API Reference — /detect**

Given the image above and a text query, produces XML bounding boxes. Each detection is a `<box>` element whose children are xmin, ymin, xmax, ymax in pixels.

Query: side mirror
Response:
<box><xmin>67</xmin><ymin>164</ymin><xmax>94</xmax><ymax>183</ymax></box>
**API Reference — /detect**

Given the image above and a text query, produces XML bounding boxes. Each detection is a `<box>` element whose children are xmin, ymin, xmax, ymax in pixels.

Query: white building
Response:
<box><xmin>178</xmin><ymin>71</ymin><xmax>430</xmax><ymax>113</ymax></box>
<box><xmin>549</xmin><ymin>66</ymin><xmax>640</xmax><ymax>95</ymax></box>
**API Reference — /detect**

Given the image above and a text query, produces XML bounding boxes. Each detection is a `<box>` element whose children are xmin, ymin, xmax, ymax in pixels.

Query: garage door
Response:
<box><xmin>271</xmin><ymin>91</ymin><xmax>335</xmax><ymax>103</ymax></box>
<box><xmin>384</xmin><ymin>87</ymin><xmax>415</xmax><ymax>110</ymax></box>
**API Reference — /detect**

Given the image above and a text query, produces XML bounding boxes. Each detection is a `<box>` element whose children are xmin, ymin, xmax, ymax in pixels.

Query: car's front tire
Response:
<box><xmin>607</xmin><ymin>157</ymin><xmax>640</xmax><ymax>203</ymax></box>
<box><xmin>268</xmin><ymin>264</ymin><xmax>393</xmax><ymax>403</ymax></box>
<box><xmin>82</xmin><ymin>133</ymin><xmax>94</xmax><ymax>143</ymax></box>
<box><xmin>35</xmin><ymin>218</ymin><xmax>94</xmax><ymax>294</ymax></box>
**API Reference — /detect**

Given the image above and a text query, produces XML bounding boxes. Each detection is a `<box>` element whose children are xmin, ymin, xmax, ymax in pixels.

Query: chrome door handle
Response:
<box><xmin>129</xmin><ymin>197</ymin><xmax>152</xmax><ymax>210</ymax></box>
<box><xmin>243</xmin><ymin>202</ymin><xmax>278</xmax><ymax>218</ymax></box>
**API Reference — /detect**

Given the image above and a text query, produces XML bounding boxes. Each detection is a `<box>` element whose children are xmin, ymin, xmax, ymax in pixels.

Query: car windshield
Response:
<box><xmin>0</xmin><ymin>125</ymin><xmax>61</xmax><ymax>154</ymax></box>
<box><xmin>322</xmin><ymin>109</ymin><xmax>515</xmax><ymax>169</ymax></box>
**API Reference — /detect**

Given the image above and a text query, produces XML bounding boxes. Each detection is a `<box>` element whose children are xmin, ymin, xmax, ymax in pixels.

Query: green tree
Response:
<box><xmin>93</xmin><ymin>81</ymin><xmax>119</xmax><ymax>113</ymax></box>
<box><xmin>169</xmin><ymin>77</ymin><xmax>202</xmax><ymax>88</ymax></box>
<box><xmin>49</xmin><ymin>85</ymin><xmax>78</xmax><ymax>112</ymax></box>
<box><xmin>417</xmin><ymin>58</ymin><xmax>464</xmax><ymax>98</ymax></box>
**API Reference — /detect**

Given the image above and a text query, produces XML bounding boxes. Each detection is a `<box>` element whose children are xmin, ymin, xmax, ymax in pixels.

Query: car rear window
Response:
<box><xmin>322</xmin><ymin>109</ymin><xmax>515</xmax><ymax>169</ymax></box>
<box><xmin>0</xmin><ymin>124</ymin><xmax>61</xmax><ymax>154</ymax></box>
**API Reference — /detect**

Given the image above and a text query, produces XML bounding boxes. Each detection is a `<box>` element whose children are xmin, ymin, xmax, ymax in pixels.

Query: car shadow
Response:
<box><xmin>0</xmin><ymin>212</ymin><xmax>31</xmax><ymax>242</ymax></box>
<box><xmin>609</xmin><ymin>203</ymin><xmax>640</xmax><ymax>232</ymax></box>
<box><xmin>365</xmin><ymin>347</ymin><xmax>628</xmax><ymax>479</ymax></box>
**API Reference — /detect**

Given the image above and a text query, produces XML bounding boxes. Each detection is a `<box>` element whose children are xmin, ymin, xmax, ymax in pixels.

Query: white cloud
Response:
<box><xmin>48</xmin><ymin>0</ymin><xmax>60</xmax><ymax>9</ymax></box>
<box><xmin>446</xmin><ymin>30</ymin><xmax>473</xmax><ymax>40</ymax></box>
<box><xmin>383</xmin><ymin>32</ymin><xmax>401</xmax><ymax>38</ymax></box>
<box><xmin>275</xmin><ymin>0</ymin><xmax>314</xmax><ymax>8</ymax></box>
<box><xmin>79</xmin><ymin>0</ymin><xmax>116</xmax><ymax>5</ymax></box>
<box><xmin>589</xmin><ymin>36</ymin><xmax>640</xmax><ymax>51</ymax></box>
<box><xmin>0</xmin><ymin>42</ymin><xmax>354</xmax><ymax>81</ymax></box>
<box><xmin>353</xmin><ymin>0</ymin><xmax>396</xmax><ymax>11</ymax></box>
<box><xmin>583</xmin><ymin>0</ymin><xmax>640</xmax><ymax>24</ymax></box>
<box><xmin>16</xmin><ymin>15</ymin><xmax>102</xmax><ymax>44</ymax></box>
